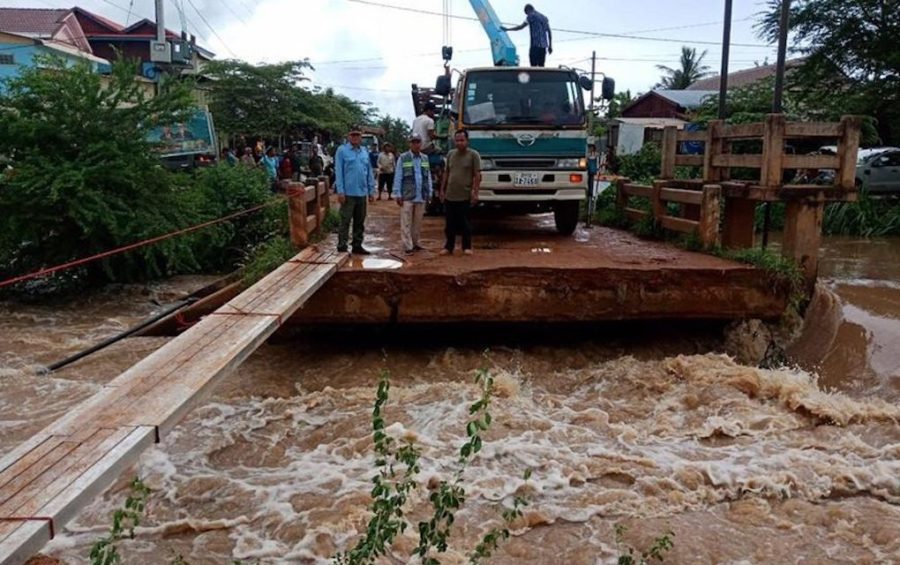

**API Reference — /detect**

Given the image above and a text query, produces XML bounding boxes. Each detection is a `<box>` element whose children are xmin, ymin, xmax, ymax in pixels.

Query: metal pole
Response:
<box><xmin>590</xmin><ymin>50</ymin><xmax>597</xmax><ymax>116</ymax></box>
<box><xmin>717</xmin><ymin>0</ymin><xmax>733</xmax><ymax>119</ymax></box>
<box><xmin>772</xmin><ymin>0</ymin><xmax>791</xmax><ymax>113</ymax></box>
<box><xmin>763</xmin><ymin>0</ymin><xmax>790</xmax><ymax>249</ymax></box>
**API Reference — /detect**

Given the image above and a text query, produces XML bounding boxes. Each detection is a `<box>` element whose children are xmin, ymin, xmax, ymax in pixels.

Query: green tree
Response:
<box><xmin>656</xmin><ymin>46</ymin><xmax>711</xmax><ymax>89</ymax></box>
<box><xmin>204</xmin><ymin>59</ymin><xmax>312</xmax><ymax>139</ymax></box>
<box><xmin>756</xmin><ymin>0</ymin><xmax>900</xmax><ymax>143</ymax></box>
<box><xmin>375</xmin><ymin>114</ymin><xmax>412</xmax><ymax>152</ymax></box>
<box><xmin>0</xmin><ymin>56</ymin><xmax>202</xmax><ymax>285</ymax></box>
<box><xmin>606</xmin><ymin>89</ymin><xmax>637</xmax><ymax>119</ymax></box>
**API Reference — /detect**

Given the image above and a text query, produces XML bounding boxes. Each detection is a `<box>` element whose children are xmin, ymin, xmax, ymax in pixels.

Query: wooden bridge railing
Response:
<box><xmin>287</xmin><ymin>176</ymin><xmax>331</xmax><ymax>248</ymax></box>
<box><xmin>617</xmin><ymin>180</ymin><xmax>722</xmax><ymax>248</ymax></box>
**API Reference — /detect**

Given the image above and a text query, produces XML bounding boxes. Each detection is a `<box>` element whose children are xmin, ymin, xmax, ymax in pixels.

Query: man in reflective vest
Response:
<box><xmin>392</xmin><ymin>133</ymin><xmax>433</xmax><ymax>255</ymax></box>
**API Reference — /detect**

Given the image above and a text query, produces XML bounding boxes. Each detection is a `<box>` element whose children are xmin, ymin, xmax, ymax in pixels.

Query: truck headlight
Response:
<box><xmin>557</xmin><ymin>158</ymin><xmax>584</xmax><ymax>169</ymax></box>
<box><xmin>481</xmin><ymin>159</ymin><xmax>495</xmax><ymax>170</ymax></box>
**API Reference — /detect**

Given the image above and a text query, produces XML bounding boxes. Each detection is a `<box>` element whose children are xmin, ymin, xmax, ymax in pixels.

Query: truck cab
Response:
<box><xmin>449</xmin><ymin>67</ymin><xmax>592</xmax><ymax>234</ymax></box>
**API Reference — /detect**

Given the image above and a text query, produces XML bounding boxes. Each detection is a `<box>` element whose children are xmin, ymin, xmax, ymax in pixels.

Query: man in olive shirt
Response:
<box><xmin>440</xmin><ymin>130</ymin><xmax>482</xmax><ymax>255</ymax></box>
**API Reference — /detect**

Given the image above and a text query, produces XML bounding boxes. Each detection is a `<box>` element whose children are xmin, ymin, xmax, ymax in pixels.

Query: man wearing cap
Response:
<box><xmin>334</xmin><ymin>127</ymin><xmax>376</xmax><ymax>254</ymax></box>
<box><xmin>392</xmin><ymin>133</ymin><xmax>433</xmax><ymax>255</ymax></box>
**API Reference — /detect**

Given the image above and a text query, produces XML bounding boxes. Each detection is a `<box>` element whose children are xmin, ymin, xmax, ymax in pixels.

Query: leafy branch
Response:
<box><xmin>89</xmin><ymin>478</ymin><xmax>151</xmax><ymax>565</ymax></box>
<box><xmin>615</xmin><ymin>524</ymin><xmax>675</xmax><ymax>565</ymax></box>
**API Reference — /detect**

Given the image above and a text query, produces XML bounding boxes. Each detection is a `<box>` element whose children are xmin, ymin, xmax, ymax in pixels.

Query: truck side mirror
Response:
<box><xmin>579</xmin><ymin>75</ymin><xmax>593</xmax><ymax>91</ymax></box>
<box><xmin>435</xmin><ymin>75</ymin><xmax>452</xmax><ymax>96</ymax></box>
<box><xmin>602</xmin><ymin>77</ymin><xmax>616</xmax><ymax>101</ymax></box>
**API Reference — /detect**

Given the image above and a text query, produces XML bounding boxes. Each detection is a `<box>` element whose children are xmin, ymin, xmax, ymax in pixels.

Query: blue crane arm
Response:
<box><xmin>468</xmin><ymin>0</ymin><xmax>519</xmax><ymax>66</ymax></box>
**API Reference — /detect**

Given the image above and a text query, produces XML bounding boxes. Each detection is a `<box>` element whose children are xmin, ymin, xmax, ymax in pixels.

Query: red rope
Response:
<box><xmin>0</xmin><ymin>198</ymin><xmax>285</xmax><ymax>290</ymax></box>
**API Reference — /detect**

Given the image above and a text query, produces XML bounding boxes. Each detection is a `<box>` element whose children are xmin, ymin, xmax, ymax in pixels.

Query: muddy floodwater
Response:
<box><xmin>2</xmin><ymin>237</ymin><xmax>899</xmax><ymax>564</ymax></box>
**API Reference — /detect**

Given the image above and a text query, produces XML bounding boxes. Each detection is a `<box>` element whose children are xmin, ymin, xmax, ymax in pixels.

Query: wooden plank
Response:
<box><xmin>704</xmin><ymin>120</ymin><xmax>726</xmax><ymax>182</ymax></box>
<box><xmin>306</xmin><ymin>214</ymin><xmax>318</xmax><ymax>233</ymax></box>
<box><xmin>785</xmin><ymin>122</ymin><xmax>843</xmax><ymax>138</ymax></box>
<box><xmin>677</xmin><ymin>130</ymin><xmax>707</xmax><ymax>142</ymax></box>
<box><xmin>722</xmin><ymin>198</ymin><xmax>757</xmax><ymax>249</ymax></box>
<box><xmin>625</xmin><ymin>208</ymin><xmax>648</xmax><ymax>223</ymax></box>
<box><xmin>761</xmin><ymin>114</ymin><xmax>786</xmax><ymax>187</ymax></box>
<box><xmin>713</xmin><ymin>154</ymin><xmax>763</xmax><ymax>169</ymax></box>
<box><xmin>0</xmin><ymin>441</ymin><xmax>80</xmax><ymax>509</ymax></box>
<box><xmin>0</xmin><ymin>429</ymin><xmax>117</xmax><ymax>518</ymax></box>
<box><xmin>0</xmin><ymin>437</ymin><xmax>66</xmax><ymax>492</ymax></box>
<box><xmin>720</xmin><ymin>123</ymin><xmax>765</xmax><ymax>139</ymax></box>
<box><xmin>651</xmin><ymin>181</ymin><xmax>666</xmax><ymax>221</ymax></box>
<box><xmin>783</xmin><ymin>154</ymin><xmax>840</xmax><ymax>170</ymax></box>
<box><xmin>660</xmin><ymin>215</ymin><xmax>699</xmax><ymax>234</ymax></box>
<box><xmin>659</xmin><ymin>188</ymin><xmax>703</xmax><ymax>206</ymax></box>
<box><xmin>624</xmin><ymin>184</ymin><xmax>653</xmax><ymax>199</ymax></box>
<box><xmin>675</xmin><ymin>155</ymin><xmax>704</xmax><ymax>167</ymax></box>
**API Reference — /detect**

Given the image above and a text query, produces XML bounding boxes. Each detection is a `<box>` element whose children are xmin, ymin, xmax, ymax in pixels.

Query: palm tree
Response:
<box><xmin>656</xmin><ymin>47</ymin><xmax>711</xmax><ymax>89</ymax></box>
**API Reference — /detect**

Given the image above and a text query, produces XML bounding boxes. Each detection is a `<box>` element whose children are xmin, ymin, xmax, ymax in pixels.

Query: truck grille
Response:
<box><xmin>494</xmin><ymin>159</ymin><xmax>556</xmax><ymax>169</ymax></box>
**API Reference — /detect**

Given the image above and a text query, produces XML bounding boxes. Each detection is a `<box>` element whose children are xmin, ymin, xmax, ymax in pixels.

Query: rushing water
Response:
<box><xmin>2</xmin><ymin>240</ymin><xmax>900</xmax><ymax>564</ymax></box>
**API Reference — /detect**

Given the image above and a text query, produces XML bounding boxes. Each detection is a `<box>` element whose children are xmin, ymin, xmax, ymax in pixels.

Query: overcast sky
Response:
<box><xmin>8</xmin><ymin>0</ymin><xmax>782</xmax><ymax>120</ymax></box>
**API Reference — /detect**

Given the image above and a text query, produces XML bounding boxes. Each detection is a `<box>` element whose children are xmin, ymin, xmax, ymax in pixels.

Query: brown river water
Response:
<box><xmin>1</xmin><ymin>237</ymin><xmax>899</xmax><ymax>564</ymax></box>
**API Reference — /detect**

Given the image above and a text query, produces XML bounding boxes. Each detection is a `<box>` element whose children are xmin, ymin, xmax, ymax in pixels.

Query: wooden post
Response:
<box><xmin>782</xmin><ymin>200</ymin><xmax>824</xmax><ymax>289</ymax></box>
<box><xmin>288</xmin><ymin>184</ymin><xmax>310</xmax><ymax>248</ymax></box>
<box><xmin>651</xmin><ymin>180</ymin><xmax>666</xmax><ymax>223</ymax></box>
<box><xmin>704</xmin><ymin>120</ymin><xmax>725</xmax><ymax>182</ymax></box>
<box><xmin>699</xmin><ymin>184</ymin><xmax>722</xmax><ymax>248</ymax></box>
<box><xmin>837</xmin><ymin>115</ymin><xmax>862</xmax><ymax>191</ymax></box>
<box><xmin>615</xmin><ymin>178</ymin><xmax>629</xmax><ymax>212</ymax></box>
<box><xmin>761</xmin><ymin>113</ymin><xmax>786</xmax><ymax>187</ymax></box>
<box><xmin>660</xmin><ymin>126</ymin><xmax>678</xmax><ymax>179</ymax></box>
<box><xmin>721</xmin><ymin>198</ymin><xmax>756</xmax><ymax>249</ymax></box>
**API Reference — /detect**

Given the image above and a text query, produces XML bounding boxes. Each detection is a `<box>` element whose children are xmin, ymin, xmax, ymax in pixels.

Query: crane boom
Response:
<box><xmin>468</xmin><ymin>0</ymin><xmax>519</xmax><ymax>66</ymax></box>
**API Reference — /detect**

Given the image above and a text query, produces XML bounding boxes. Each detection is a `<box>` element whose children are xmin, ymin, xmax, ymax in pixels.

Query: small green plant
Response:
<box><xmin>615</xmin><ymin>525</ymin><xmax>675</xmax><ymax>565</ymax></box>
<box><xmin>89</xmin><ymin>478</ymin><xmax>151</xmax><ymax>565</ymax></box>
<box><xmin>335</xmin><ymin>369</ymin><xmax>528</xmax><ymax>565</ymax></box>
<box><xmin>240</xmin><ymin>236</ymin><xmax>297</xmax><ymax>286</ymax></box>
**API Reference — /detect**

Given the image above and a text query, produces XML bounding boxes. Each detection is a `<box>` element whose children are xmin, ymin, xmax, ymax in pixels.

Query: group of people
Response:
<box><xmin>221</xmin><ymin>142</ymin><xmax>326</xmax><ymax>191</ymax></box>
<box><xmin>334</xmin><ymin>126</ymin><xmax>481</xmax><ymax>257</ymax></box>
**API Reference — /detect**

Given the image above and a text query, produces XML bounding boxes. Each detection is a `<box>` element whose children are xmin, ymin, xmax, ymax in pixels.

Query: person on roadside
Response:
<box><xmin>392</xmin><ymin>134</ymin><xmax>432</xmax><ymax>255</ymax></box>
<box><xmin>412</xmin><ymin>102</ymin><xmax>438</xmax><ymax>153</ymax></box>
<box><xmin>440</xmin><ymin>130</ymin><xmax>481</xmax><ymax>255</ymax></box>
<box><xmin>279</xmin><ymin>148</ymin><xmax>294</xmax><ymax>181</ymax></box>
<box><xmin>502</xmin><ymin>4</ymin><xmax>552</xmax><ymax>67</ymax></box>
<box><xmin>260</xmin><ymin>147</ymin><xmax>279</xmax><ymax>191</ymax></box>
<box><xmin>377</xmin><ymin>143</ymin><xmax>397</xmax><ymax>200</ymax></box>
<box><xmin>240</xmin><ymin>146</ymin><xmax>255</xmax><ymax>167</ymax></box>
<box><xmin>220</xmin><ymin>147</ymin><xmax>238</xmax><ymax>166</ymax></box>
<box><xmin>335</xmin><ymin>127</ymin><xmax>376</xmax><ymax>254</ymax></box>
<box><xmin>587</xmin><ymin>143</ymin><xmax>600</xmax><ymax>196</ymax></box>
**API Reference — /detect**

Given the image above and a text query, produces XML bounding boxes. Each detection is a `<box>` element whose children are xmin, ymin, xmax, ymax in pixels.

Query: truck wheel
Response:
<box><xmin>554</xmin><ymin>201</ymin><xmax>580</xmax><ymax>235</ymax></box>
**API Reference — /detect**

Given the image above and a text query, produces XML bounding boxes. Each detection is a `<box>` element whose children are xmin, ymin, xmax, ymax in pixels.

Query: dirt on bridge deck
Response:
<box><xmin>293</xmin><ymin>199</ymin><xmax>789</xmax><ymax>324</ymax></box>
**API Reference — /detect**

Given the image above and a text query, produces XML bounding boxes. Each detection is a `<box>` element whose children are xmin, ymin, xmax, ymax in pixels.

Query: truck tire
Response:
<box><xmin>554</xmin><ymin>201</ymin><xmax>580</xmax><ymax>235</ymax></box>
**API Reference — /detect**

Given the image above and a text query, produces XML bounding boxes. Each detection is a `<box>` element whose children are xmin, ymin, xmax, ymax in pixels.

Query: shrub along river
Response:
<box><xmin>1</xmin><ymin>236</ymin><xmax>898</xmax><ymax>564</ymax></box>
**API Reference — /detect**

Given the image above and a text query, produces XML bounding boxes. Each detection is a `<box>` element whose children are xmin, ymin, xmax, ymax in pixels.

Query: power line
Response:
<box><xmin>345</xmin><ymin>0</ymin><xmax>772</xmax><ymax>48</ymax></box>
<box><xmin>184</xmin><ymin>0</ymin><xmax>238</xmax><ymax>57</ymax></box>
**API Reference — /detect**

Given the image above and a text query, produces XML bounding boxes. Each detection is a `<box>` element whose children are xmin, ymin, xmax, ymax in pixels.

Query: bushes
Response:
<box><xmin>0</xmin><ymin>57</ymin><xmax>287</xmax><ymax>293</ymax></box>
<box><xmin>617</xmin><ymin>143</ymin><xmax>661</xmax><ymax>185</ymax></box>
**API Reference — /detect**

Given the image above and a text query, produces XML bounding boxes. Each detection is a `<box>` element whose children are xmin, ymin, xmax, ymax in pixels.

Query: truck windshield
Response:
<box><xmin>461</xmin><ymin>70</ymin><xmax>585</xmax><ymax>127</ymax></box>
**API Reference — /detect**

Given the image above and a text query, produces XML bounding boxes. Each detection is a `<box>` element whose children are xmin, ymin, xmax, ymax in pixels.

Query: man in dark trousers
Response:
<box><xmin>502</xmin><ymin>4</ymin><xmax>552</xmax><ymax>67</ymax></box>
<box><xmin>334</xmin><ymin>127</ymin><xmax>376</xmax><ymax>254</ymax></box>
<box><xmin>440</xmin><ymin>130</ymin><xmax>481</xmax><ymax>255</ymax></box>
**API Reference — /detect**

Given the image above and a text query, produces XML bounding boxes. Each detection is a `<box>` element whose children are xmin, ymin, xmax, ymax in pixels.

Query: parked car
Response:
<box><xmin>857</xmin><ymin>150</ymin><xmax>900</xmax><ymax>194</ymax></box>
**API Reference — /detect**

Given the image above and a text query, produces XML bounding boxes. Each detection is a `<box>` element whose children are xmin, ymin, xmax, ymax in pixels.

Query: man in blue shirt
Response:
<box><xmin>392</xmin><ymin>133</ymin><xmax>433</xmax><ymax>255</ymax></box>
<box><xmin>335</xmin><ymin>128</ymin><xmax>376</xmax><ymax>254</ymax></box>
<box><xmin>502</xmin><ymin>4</ymin><xmax>552</xmax><ymax>67</ymax></box>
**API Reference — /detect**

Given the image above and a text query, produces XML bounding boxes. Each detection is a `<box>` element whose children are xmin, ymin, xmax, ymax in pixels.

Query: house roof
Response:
<box><xmin>0</xmin><ymin>8</ymin><xmax>69</xmax><ymax>38</ymax></box>
<box><xmin>686</xmin><ymin>58</ymin><xmax>805</xmax><ymax>91</ymax></box>
<box><xmin>653</xmin><ymin>89</ymin><xmax>717</xmax><ymax>109</ymax></box>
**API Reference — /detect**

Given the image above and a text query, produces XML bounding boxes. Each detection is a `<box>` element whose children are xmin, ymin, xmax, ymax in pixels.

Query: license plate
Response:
<box><xmin>513</xmin><ymin>173</ymin><xmax>539</xmax><ymax>187</ymax></box>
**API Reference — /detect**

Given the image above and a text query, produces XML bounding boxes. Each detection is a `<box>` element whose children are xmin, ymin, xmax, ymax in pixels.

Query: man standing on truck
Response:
<box><xmin>412</xmin><ymin>102</ymin><xmax>438</xmax><ymax>152</ymax></box>
<box><xmin>335</xmin><ymin>127</ymin><xmax>376</xmax><ymax>255</ymax></box>
<box><xmin>392</xmin><ymin>134</ymin><xmax>432</xmax><ymax>255</ymax></box>
<box><xmin>502</xmin><ymin>4</ymin><xmax>552</xmax><ymax>67</ymax></box>
<box><xmin>440</xmin><ymin>130</ymin><xmax>481</xmax><ymax>255</ymax></box>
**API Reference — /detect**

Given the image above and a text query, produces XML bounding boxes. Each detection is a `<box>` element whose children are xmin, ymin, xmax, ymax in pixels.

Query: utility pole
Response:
<box><xmin>717</xmin><ymin>0</ymin><xmax>733</xmax><ymax>119</ymax></box>
<box><xmin>150</xmin><ymin>0</ymin><xmax>171</xmax><ymax>64</ymax></box>
<box><xmin>763</xmin><ymin>0</ymin><xmax>791</xmax><ymax>249</ymax></box>
<box><xmin>772</xmin><ymin>0</ymin><xmax>791</xmax><ymax>112</ymax></box>
<box><xmin>590</xmin><ymin>50</ymin><xmax>597</xmax><ymax>116</ymax></box>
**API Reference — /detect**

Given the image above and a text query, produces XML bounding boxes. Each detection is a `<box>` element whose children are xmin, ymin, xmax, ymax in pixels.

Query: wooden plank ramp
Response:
<box><xmin>0</xmin><ymin>246</ymin><xmax>346</xmax><ymax>565</ymax></box>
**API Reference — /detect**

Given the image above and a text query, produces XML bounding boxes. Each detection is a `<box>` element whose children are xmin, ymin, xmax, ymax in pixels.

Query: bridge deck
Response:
<box><xmin>0</xmin><ymin>247</ymin><xmax>346</xmax><ymax>565</ymax></box>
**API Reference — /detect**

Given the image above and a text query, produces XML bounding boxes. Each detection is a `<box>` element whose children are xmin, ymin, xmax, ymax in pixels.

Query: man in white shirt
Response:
<box><xmin>411</xmin><ymin>102</ymin><xmax>437</xmax><ymax>153</ymax></box>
